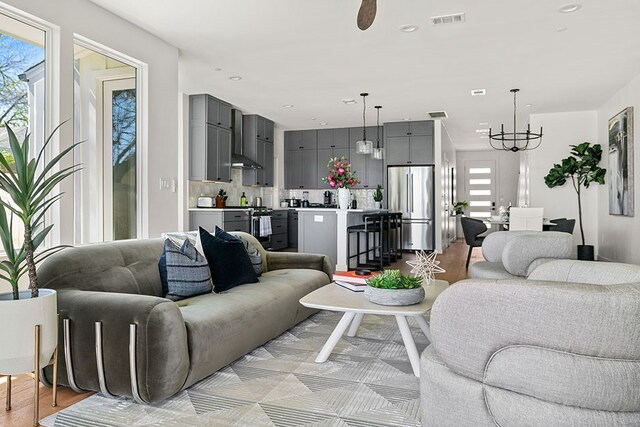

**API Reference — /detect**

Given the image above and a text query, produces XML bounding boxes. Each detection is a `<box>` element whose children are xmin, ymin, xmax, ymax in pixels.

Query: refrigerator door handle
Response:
<box><xmin>406</xmin><ymin>173</ymin><xmax>410</xmax><ymax>215</ymax></box>
<box><xmin>410</xmin><ymin>173</ymin><xmax>414</xmax><ymax>213</ymax></box>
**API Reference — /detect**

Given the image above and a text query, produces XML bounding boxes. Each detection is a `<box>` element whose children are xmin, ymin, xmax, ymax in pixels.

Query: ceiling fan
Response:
<box><xmin>357</xmin><ymin>0</ymin><xmax>377</xmax><ymax>30</ymax></box>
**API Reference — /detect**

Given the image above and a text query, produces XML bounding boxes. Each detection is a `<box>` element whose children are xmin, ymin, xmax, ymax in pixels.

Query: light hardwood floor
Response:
<box><xmin>0</xmin><ymin>238</ymin><xmax>479</xmax><ymax>426</ymax></box>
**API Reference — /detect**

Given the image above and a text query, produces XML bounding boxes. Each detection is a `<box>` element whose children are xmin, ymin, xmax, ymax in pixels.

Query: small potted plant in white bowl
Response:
<box><xmin>364</xmin><ymin>269</ymin><xmax>424</xmax><ymax>306</ymax></box>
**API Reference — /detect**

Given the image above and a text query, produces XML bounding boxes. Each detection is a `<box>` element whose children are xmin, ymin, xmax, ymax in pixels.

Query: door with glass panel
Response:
<box><xmin>463</xmin><ymin>159</ymin><xmax>496</xmax><ymax>219</ymax></box>
<box><xmin>103</xmin><ymin>78</ymin><xmax>136</xmax><ymax>241</ymax></box>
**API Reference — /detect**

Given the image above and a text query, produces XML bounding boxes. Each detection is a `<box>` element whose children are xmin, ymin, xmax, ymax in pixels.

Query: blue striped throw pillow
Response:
<box><xmin>163</xmin><ymin>238</ymin><xmax>213</xmax><ymax>301</ymax></box>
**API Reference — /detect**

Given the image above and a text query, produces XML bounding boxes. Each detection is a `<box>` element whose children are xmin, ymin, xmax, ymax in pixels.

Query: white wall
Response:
<box><xmin>527</xmin><ymin>111</ymin><xmax>599</xmax><ymax>252</ymax></box>
<box><xmin>597</xmin><ymin>71</ymin><xmax>640</xmax><ymax>263</ymax></box>
<box><xmin>2</xmin><ymin>0</ymin><xmax>180</xmax><ymax>242</ymax></box>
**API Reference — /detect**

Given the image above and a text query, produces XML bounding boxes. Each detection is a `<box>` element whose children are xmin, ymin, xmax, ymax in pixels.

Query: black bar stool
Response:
<box><xmin>347</xmin><ymin>213</ymin><xmax>385</xmax><ymax>271</ymax></box>
<box><xmin>383</xmin><ymin>212</ymin><xmax>403</xmax><ymax>263</ymax></box>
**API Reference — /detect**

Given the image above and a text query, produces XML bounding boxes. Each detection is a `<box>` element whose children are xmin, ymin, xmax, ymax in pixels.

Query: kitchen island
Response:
<box><xmin>297</xmin><ymin>208</ymin><xmax>384</xmax><ymax>271</ymax></box>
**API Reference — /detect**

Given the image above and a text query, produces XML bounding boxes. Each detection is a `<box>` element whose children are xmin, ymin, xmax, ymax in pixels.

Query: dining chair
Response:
<box><xmin>461</xmin><ymin>217</ymin><xmax>488</xmax><ymax>269</ymax></box>
<box><xmin>509</xmin><ymin>207</ymin><xmax>544</xmax><ymax>231</ymax></box>
<box><xmin>548</xmin><ymin>218</ymin><xmax>576</xmax><ymax>234</ymax></box>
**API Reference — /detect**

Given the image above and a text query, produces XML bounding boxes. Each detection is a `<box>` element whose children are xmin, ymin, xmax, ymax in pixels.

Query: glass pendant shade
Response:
<box><xmin>356</xmin><ymin>139</ymin><xmax>373</xmax><ymax>154</ymax></box>
<box><xmin>372</xmin><ymin>147</ymin><xmax>384</xmax><ymax>159</ymax></box>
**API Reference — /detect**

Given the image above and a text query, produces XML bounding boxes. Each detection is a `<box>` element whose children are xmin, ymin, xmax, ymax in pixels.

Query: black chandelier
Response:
<box><xmin>489</xmin><ymin>88</ymin><xmax>543</xmax><ymax>152</ymax></box>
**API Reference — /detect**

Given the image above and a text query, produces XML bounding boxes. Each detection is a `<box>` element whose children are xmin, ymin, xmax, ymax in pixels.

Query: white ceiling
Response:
<box><xmin>89</xmin><ymin>0</ymin><xmax>640</xmax><ymax>150</ymax></box>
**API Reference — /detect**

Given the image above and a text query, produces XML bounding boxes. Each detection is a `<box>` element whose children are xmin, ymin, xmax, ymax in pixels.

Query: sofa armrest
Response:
<box><xmin>430</xmin><ymin>278</ymin><xmax>640</xmax><ymax>383</ymax></box>
<box><xmin>266</xmin><ymin>251</ymin><xmax>334</xmax><ymax>278</ymax></box>
<box><xmin>502</xmin><ymin>232</ymin><xmax>573</xmax><ymax>276</ymax></box>
<box><xmin>481</xmin><ymin>231</ymin><xmax>534</xmax><ymax>262</ymax></box>
<box><xmin>529</xmin><ymin>259</ymin><xmax>640</xmax><ymax>285</ymax></box>
<box><xmin>54</xmin><ymin>289</ymin><xmax>189</xmax><ymax>403</ymax></box>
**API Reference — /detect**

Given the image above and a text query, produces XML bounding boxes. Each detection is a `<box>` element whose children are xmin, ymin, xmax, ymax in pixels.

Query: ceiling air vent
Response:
<box><xmin>428</xmin><ymin>111</ymin><xmax>448</xmax><ymax>119</ymax></box>
<box><xmin>431</xmin><ymin>13</ymin><xmax>466</xmax><ymax>26</ymax></box>
<box><xmin>471</xmin><ymin>89</ymin><xmax>486</xmax><ymax>96</ymax></box>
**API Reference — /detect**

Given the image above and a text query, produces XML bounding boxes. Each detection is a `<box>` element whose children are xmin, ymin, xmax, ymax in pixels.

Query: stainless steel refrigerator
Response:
<box><xmin>387</xmin><ymin>166</ymin><xmax>434</xmax><ymax>251</ymax></box>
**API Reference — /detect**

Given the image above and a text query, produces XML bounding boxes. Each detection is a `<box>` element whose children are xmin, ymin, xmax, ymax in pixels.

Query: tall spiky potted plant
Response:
<box><xmin>0</xmin><ymin>123</ymin><xmax>79</xmax><ymax>377</ymax></box>
<box><xmin>544</xmin><ymin>142</ymin><xmax>606</xmax><ymax>260</ymax></box>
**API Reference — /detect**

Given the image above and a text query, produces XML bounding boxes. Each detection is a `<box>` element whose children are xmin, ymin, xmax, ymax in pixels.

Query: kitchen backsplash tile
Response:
<box><xmin>189</xmin><ymin>169</ymin><xmax>274</xmax><ymax>207</ymax></box>
<box><xmin>281</xmin><ymin>188</ymin><xmax>384</xmax><ymax>210</ymax></box>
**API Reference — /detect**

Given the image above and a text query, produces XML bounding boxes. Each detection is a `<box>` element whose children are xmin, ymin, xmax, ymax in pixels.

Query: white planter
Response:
<box><xmin>338</xmin><ymin>188</ymin><xmax>350</xmax><ymax>210</ymax></box>
<box><xmin>0</xmin><ymin>289</ymin><xmax>57</xmax><ymax>374</ymax></box>
<box><xmin>365</xmin><ymin>286</ymin><xmax>425</xmax><ymax>306</ymax></box>
<box><xmin>374</xmin><ymin>201</ymin><xmax>382</xmax><ymax>209</ymax></box>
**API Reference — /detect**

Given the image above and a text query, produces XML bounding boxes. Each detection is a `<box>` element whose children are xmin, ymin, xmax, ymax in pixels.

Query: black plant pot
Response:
<box><xmin>577</xmin><ymin>245</ymin><xmax>594</xmax><ymax>261</ymax></box>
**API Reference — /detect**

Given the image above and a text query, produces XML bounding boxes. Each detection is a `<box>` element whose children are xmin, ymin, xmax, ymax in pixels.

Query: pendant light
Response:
<box><xmin>489</xmin><ymin>88</ymin><xmax>543</xmax><ymax>152</ymax></box>
<box><xmin>372</xmin><ymin>105</ymin><xmax>384</xmax><ymax>160</ymax></box>
<box><xmin>356</xmin><ymin>92</ymin><xmax>373</xmax><ymax>154</ymax></box>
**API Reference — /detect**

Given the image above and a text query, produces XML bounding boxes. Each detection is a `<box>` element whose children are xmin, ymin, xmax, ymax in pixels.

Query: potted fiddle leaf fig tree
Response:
<box><xmin>0</xmin><ymin>123</ymin><xmax>79</xmax><ymax>377</ymax></box>
<box><xmin>544</xmin><ymin>142</ymin><xmax>606</xmax><ymax>260</ymax></box>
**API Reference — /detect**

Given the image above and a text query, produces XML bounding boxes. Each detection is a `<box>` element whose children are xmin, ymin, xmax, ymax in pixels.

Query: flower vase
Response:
<box><xmin>338</xmin><ymin>188</ymin><xmax>350</xmax><ymax>210</ymax></box>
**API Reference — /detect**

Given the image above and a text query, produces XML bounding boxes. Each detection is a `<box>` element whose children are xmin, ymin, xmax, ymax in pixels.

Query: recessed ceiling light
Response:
<box><xmin>471</xmin><ymin>89</ymin><xmax>486</xmax><ymax>96</ymax></box>
<box><xmin>556</xmin><ymin>27</ymin><xmax>568</xmax><ymax>32</ymax></box>
<box><xmin>342</xmin><ymin>99</ymin><xmax>357</xmax><ymax>105</ymax></box>
<box><xmin>479</xmin><ymin>122</ymin><xmax>489</xmax><ymax>126</ymax></box>
<box><xmin>526</xmin><ymin>104</ymin><xmax>533</xmax><ymax>108</ymax></box>
<box><xmin>228</xmin><ymin>76</ymin><xmax>242</xmax><ymax>81</ymax></box>
<box><xmin>476</xmin><ymin>128</ymin><xmax>490</xmax><ymax>133</ymax></box>
<box><xmin>558</xmin><ymin>3</ymin><xmax>581</xmax><ymax>13</ymax></box>
<box><xmin>319</xmin><ymin>122</ymin><xmax>328</xmax><ymax>126</ymax></box>
<box><xmin>282</xmin><ymin>104</ymin><xmax>294</xmax><ymax>108</ymax></box>
<box><xmin>311</xmin><ymin>117</ymin><xmax>317</xmax><ymax>121</ymax></box>
<box><xmin>399</xmin><ymin>24</ymin><xmax>419</xmax><ymax>33</ymax></box>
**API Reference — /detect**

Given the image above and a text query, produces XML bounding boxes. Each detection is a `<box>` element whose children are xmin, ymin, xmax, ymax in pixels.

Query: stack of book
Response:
<box><xmin>333</xmin><ymin>271</ymin><xmax>380</xmax><ymax>292</ymax></box>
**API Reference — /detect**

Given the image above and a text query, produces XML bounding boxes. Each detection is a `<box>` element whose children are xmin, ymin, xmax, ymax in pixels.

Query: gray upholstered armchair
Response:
<box><xmin>469</xmin><ymin>231</ymin><xmax>573</xmax><ymax>279</ymax></box>
<box><xmin>420</xmin><ymin>259</ymin><xmax>640</xmax><ymax>426</ymax></box>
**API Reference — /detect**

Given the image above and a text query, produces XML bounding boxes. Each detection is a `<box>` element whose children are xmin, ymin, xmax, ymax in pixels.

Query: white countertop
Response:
<box><xmin>188</xmin><ymin>208</ymin><xmax>251</xmax><ymax>211</ymax></box>
<box><xmin>295</xmin><ymin>208</ymin><xmax>386</xmax><ymax>213</ymax></box>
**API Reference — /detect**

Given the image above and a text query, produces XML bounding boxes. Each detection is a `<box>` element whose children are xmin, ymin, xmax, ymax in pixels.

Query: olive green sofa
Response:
<box><xmin>37</xmin><ymin>232</ymin><xmax>333</xmax><ymax>403</ymax></box>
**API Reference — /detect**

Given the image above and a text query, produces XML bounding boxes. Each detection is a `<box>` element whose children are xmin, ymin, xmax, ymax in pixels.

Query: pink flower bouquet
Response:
<box><xmin>322</xmin><ymin>156</ymin><xmax>361</xmax><ymax>188</ymax></box>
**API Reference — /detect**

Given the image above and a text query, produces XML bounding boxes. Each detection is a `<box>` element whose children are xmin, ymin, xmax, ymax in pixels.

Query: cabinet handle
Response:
<box><xmin>218</xmin><ymin>122</ymin><xmax>221</xmax><ymax>125</ymax></box>
<box><xmin>217</xmin><ymin>177</ymin><xmax>221</xmax><ymax>180</ymax></box>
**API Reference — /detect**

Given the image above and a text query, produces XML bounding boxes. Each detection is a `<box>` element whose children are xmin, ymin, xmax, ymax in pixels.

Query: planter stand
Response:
<box><xmin>4</xmin><ymin>320</ymin><xmax>59</xmax><ymax>427</ymax></box>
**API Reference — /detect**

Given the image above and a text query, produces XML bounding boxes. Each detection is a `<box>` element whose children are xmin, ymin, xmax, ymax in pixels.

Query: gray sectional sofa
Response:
<box><xmin>37</xmin><ymin>232</ymin><xmax>333</xmax><ymax>403</ymax></box>
<box><xmin>421</xmin><ymin>259</ymin><xmax>640</xmax><ymax>426</ymax></box>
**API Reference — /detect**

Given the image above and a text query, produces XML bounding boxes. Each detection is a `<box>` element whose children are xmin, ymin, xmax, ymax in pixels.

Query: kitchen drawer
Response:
<box><xmin>270</xmin><ymin>233</ymin><xmax>288</xmax><ymax>251</ymax></box>
<box><xmin>271</xmin><ymin>210</ymin><xmax>288</xmax><ymax>219</ymax></box>
<box><xmin>271</xmin><ymin>218</ymin><xmax>287</xmax><ymax>234</ymax></box>
<box><xmin>222</xmin><ymin>220</ymin><xmax>250</xmax><ymax>233</ymax></box>
<box><xmin>223</xmin><ymin>211</ymin><xmax>250</xmax><ymax>222</ymax></box>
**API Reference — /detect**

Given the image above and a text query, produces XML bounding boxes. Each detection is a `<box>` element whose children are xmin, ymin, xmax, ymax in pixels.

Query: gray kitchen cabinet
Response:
<box><xmin>284</xmin><ymin>130</ymin><xmax>318</xmax><ymax>188</ymax></box>
<box><xmin>242</xmin><ymin>115</ymin><xmax>275</xmax><ymax>187</ymax></box>
<box><xmin>189</xmin><ymin>94</ymin><xmax>232</xmax><ymax>182</ymax></box>
<box><xmin>300</xmin><ymin>130</ymin><xmax>318</xmax><ymax>150</ymax></box>
<box><xmin>287</xmin><ymin>210</ymin><xmax>298</xmax><ymax>248</ymax></box>
<box><xmin>385</xmin><ymin>120</ymin><xmax>434</xmax><ymax>165</ymax></box>
<box><xmin>348</xmin><ymin>126</ymin><xmax>383</xmax><ymax>188</ymax></box>
<box><xmin>270</xmin><ymin>210</ymin><xmax>288</xmax><ymax>250</ymax></box>
<box><xmin>318</xmin><ymin>128</ymin><xmax>349</xmax><ymax>150</ymax></box>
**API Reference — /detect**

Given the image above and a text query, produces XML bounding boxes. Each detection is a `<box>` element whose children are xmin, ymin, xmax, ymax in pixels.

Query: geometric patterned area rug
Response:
<box><xmin>41</xmin><ymin>310</ymin><xmax>429</xmax><ymax>426</ymax></box>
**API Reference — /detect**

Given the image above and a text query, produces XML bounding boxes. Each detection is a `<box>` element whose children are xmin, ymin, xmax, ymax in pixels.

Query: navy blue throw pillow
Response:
<box><xmin>199</xmin><ymin>227</ymin><xmax>259</xmax><ymax>292</ymax></box>
<box><xmin>214</xmin><ymin>226</ymin><xmax>262</xmax><ymax>275</ymax></box>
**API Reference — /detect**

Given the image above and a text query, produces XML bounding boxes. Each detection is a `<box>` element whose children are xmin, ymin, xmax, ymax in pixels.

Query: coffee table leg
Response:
<box><xmin>315</xmin><ymin>312</ymin><xmax>356</xmax><ymax>363</ymax></box>
<box><xmin>347</xmin><ymin>313</ymin><xmax>364</xmax><ymax>337</ymax></box>
<box><xmin>395</xmin><ymin>315</ymin><xmax>420</xmax><ymax>377</ymax></box>
<box><xmin>413</xmin><ymin>314</ymin><xmax>432</xmax><ymax>343</ymax></box>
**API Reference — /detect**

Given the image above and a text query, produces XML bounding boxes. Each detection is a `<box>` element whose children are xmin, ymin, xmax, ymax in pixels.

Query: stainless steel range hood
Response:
<box><xmin>231</xmin><ymin>109</ymin><xmax>262</xmax><ymax>169</ymax></box>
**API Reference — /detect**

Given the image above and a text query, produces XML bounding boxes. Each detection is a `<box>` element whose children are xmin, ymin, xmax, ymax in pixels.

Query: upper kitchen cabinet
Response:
<box><xmin>348</xmin><ymin>126</ymin><xmax>384</xmax><ymax>188</ymax></box>
<box><xmin>284</xmin><ymin>130</ymin><xmax>318</xmax><ymax>189</ymax></box>
<box><xmin>242</xmin><ymin>114</ymin><xmax>275</xmax><ymax>187</ymax></box>
<box><xmin>189</xmin><ymin>94</ymin><xmax>232</xmax><ymax>182</ymax></box>
<box><xmin>318</xmin><ymin>128</ymin><xmax>349</xmax><ymax>150</ymax></box>
<box><xmin>385</xmin><ymin>120</ymin><xmax>434</xmax><ymax>165</ymax></box>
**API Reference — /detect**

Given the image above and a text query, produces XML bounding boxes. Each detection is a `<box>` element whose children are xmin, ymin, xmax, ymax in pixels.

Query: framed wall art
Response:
<box><xmin>609</xmin><ymin>107</ymin><xmax>634</xmax><ymax>216</ymax></box>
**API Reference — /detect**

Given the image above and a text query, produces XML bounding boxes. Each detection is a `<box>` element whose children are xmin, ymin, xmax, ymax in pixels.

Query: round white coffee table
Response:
<box><xmin>299</xmin><ymin>279</ymin><xmax>449</xmax><ymax>377</ymax></box>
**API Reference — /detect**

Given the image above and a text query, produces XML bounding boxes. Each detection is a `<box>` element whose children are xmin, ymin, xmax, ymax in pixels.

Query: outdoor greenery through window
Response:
<box><xmin>0</xmin><ymin>12</ymin><xmax>45</xmax><ymax>248</ymax></box>
<box><xmin>73</xmin><ymin>43</ymin><xmax>138</xmax><ymax>243</ymax></box>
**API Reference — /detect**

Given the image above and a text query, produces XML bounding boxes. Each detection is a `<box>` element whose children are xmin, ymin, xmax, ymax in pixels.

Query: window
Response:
<box><xmin>73</xmin><ymin>42</ymin><xmax>139</xmax><ymax>243</ymax></box>
<box><xmin>0</xmin><ymin>12</ymin><xmax>45</xmax><ymax>248</ymax></box>
<box><xmin>469</xmin><ymin>178</ymin><xmax>491</xmax><ymax>185</ymax></box>
<box><xmin>468</xmin><ymin>167</ymin><xmax>491</xmax><ymax>174</ymax></box>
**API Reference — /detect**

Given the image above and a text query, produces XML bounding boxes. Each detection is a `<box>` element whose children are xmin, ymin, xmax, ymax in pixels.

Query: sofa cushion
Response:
<box><xmin>199</xmin><ymin>227</ymin><xmax>259</xmax><ymax>293</ymax></box>
<box><xmin>214</xmin><ymin>226</ymin><xmax>262</xmax><ymax>275</ymax></box>
<box><xmin>176</xmin><ymin>268</ymin><xmax>330</xmax><ymax>387</ymax></box>
<box><xmin>468</xmin><ymin>261</ymin><xmax>519</xmax><ymax>280</ymax></box>
<box><xmin>160</xmin><ymin>239</ymin><xmax>212</xmax><ymax>301</ymax></box>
